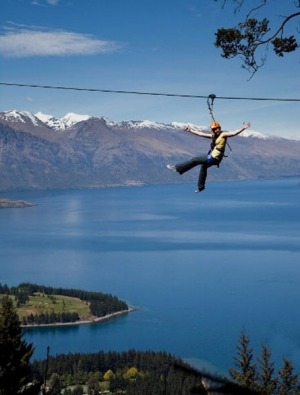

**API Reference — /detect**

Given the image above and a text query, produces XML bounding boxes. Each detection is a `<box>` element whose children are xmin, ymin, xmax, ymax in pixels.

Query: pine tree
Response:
<box><xmin>228</xmin><ymin>331</ymin><xmax>257</xmax><ymax>391</ymax></box>
<box><xmin>277</xmin><ymin>357</ymin><xmax>299</xmax><ymax>395</ymax></box>
<box><xmin>0</xmin><ymin>295</ymin><xmax>39</xmax><ymax>395</ymax></box>
<box><xmin>256</xmin><ymin>345</ymin><xmax>277</xmax><ymax>395</ymax></box>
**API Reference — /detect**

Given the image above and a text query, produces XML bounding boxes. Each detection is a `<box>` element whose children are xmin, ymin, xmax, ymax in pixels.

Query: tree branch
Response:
<box><xmin>214</xmin><ymin>1</ymin><xmax>300</xmax><ymax>78</ymax></box>
<box><xmin>257</xmin><ymin>11</ymin><xmax>300</xmax><ymax>45</ymax></box>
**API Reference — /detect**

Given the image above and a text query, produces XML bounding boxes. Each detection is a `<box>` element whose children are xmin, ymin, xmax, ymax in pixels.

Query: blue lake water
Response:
<box><xmin>1</xmin><ymin>178</ymin><xmax>300</xmax><ymax>375</ymax></box>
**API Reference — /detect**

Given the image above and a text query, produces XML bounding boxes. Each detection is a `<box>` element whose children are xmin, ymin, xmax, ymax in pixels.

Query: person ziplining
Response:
<box><xmin>167</xmin><ymin>94</ymin><xmax>250</xmax><ymax>192</ymax></box>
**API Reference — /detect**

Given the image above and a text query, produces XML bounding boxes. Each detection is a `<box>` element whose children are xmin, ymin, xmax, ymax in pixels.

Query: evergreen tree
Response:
<box><xmin>0</xmin><ymin>296</ymin><xmax>39</xmax><ymax>395</ymax></box>
<box><xmin>229</xmin><ymin>331</ymin><xmax>257</xmax><ymax>391</ymax></box>
<box><xmin>256</xmin><ymin>345</ymin><xmax>278</xmax><ymax>394</ymax></box>
<box><xmin>277</xmin><ymin>358</ymin><xmax>299</xmax><ymax>395</ymax></box>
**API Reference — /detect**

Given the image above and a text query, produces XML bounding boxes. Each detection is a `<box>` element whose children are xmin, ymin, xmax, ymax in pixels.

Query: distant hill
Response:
<box><xmin>0</xmin><ymin>110</ymin><xmax>299</xmax><ymax>191</ymax></box>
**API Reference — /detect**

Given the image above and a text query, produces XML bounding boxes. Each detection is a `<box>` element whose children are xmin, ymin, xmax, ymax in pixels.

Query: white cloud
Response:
<box><xmin>31</xmin><ymin>0</ymin><xmax>60</xmax><ymax>5</ymax></box>
<box><xmin>0</xmin><ymin>26</ymin><xmax>122</xmax><ymax>58</ymax></box>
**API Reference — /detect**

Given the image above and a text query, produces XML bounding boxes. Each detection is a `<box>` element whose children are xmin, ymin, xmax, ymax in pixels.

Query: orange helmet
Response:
<box><xmin>210</xmin><ymin>121</ymin><xmax>221</xmax><ymax>130</ymax></box>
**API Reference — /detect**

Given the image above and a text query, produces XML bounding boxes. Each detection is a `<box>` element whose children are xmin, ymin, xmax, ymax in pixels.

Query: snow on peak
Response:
<box><xmin>1</xmin><ymin>110</ymin><xmax>41</xmax><ymax>126</ymax></box>
<box><xmin>60</xmin><ymin>113</ymin><xmax>91</xmax><ymax>128</ymax></box>
<box><xmin>35</xmin><ymin>112</ymin><xmax>63</xmax><ymax>130</ymax></box>
<box><xmin>240</xmin><ymin>129</ymin><xmax>272</xmax><ymax>140</ymax></box>
<box><xmin>171</xmin><ymin>121</ymin><xmax>208</xmax><ymax>131</ymax></box>
<box><xmin>124</xmin><ymin>120</ymin><xmax>176</xmax><ymax>130</ymax></box>
<box><xmin>35</xmin><ymin>112</ymin><xmax>91</xmax><ymax>130</ymax></box>
<box><xmin>35</xmin><ymin>112</ymin><xmax>53</xmax><ymax>123</ymax></box>
<box><xmin>1</xmin><ymin>110</ymin><xmax>281</xmax><ymax>140</ymax></box>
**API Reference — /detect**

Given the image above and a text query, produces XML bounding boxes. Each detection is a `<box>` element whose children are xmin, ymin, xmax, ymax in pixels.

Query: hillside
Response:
<box><xmin>0</xmin><ymin>110</ymin><xmax>299</xmax><ymax>191</ymax></box>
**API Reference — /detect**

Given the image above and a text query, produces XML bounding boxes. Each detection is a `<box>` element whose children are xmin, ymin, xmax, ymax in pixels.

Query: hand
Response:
<box><xmin>243</xmin><ymin>122</ymin><xmax>251</xmax><ymax>129</ymax></box>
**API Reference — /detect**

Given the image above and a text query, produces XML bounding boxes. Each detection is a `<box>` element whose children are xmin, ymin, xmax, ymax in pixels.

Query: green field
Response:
<box><xmin>17</xmin><ymin>293</ymin><xmax>91</xmax><ymax>320</ymax></box>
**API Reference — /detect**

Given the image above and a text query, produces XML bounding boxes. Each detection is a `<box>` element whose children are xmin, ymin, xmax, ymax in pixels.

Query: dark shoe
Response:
<box><xmin>167</xmin><ymin>164</ymin><xmax>177</xmax><ymax>172</ymax></box>
<box><xmin>195</xmin><ymin>186</ymin><xmax>205</xmax><ymax>193</ymax></box>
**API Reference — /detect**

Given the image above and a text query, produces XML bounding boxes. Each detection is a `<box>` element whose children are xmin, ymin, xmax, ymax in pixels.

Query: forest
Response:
<box><xmin>28</xmin><ymin>337</ymin><xmax>300</xmax><ymax>395</ymax></box>
<box><xmin>31</xmin><ymin>349</ymin><xmax>255</xmax><ymax>395</ymax></box>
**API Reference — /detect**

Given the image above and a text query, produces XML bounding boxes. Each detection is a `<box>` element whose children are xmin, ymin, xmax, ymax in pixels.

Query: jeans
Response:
<box><xmin>175</xmin><ymin>154</ymin><xmax>220</xmax><ymax>188</ymax></box>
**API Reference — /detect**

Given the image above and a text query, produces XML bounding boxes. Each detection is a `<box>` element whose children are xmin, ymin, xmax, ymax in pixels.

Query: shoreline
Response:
<box><xmin>21</xmin><ymin>308</ymin><xmax>134</xmax><ymax>329</ymax></box>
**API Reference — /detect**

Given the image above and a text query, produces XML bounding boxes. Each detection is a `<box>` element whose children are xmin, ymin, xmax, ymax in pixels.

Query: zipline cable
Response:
<box><xmin>1</xmin><ymin>82</ymin><xmax>300</xmax><ymax>102</ymax></box>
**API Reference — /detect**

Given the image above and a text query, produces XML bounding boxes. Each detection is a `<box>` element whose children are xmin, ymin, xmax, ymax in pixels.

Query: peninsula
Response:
<box><xmin>0</xmin><ymin>282</ymin><xmax>131</xmax><ymax>327</ymax></box>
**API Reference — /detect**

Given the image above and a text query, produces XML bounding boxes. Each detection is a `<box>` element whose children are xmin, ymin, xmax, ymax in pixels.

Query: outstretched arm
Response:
<box><xmin>224</xmin><ymin>122</ymin><xmax>251</xmax><ymax>138</ymax></box>
<box><xmin>184</xmin><ymin>125</ymin><xmax>212</xmax><ymax>139</ymax></box>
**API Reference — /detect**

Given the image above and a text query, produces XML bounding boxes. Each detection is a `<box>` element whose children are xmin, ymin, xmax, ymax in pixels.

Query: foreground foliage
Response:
<box><xmin>31</xmin><ymin>349</ymin><xmax>262</xmax><ymax>395</ymax></box>
<box><xmin>31</xmin><ymin>350</ymin><xmax>207</xmax><ymax>394</ymax></box>
<box><xmin>229</xmin><ymin>331</ymin><xmax>300</xmax><ymax>394</ymax></box>
<box><xmin>214</xmin><ymin>0</ymin><xmax>300</xmax><ymax>77</ymax></box>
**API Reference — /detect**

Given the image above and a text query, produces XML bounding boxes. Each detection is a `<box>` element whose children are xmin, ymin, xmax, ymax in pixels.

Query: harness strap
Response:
<box><xmin>213</xmin><ymin>141</ymin><xmax>232</xmax><ymax>158</ymax></box>
<box><xmin>224</xmin><ymin>141</ymin><xmax>232</xmax><ymax>157</ymax></box>
<box><xmin>206</xmin><ymin>93</ymin><xmax>232</xmax><ymax>160</ymax></box>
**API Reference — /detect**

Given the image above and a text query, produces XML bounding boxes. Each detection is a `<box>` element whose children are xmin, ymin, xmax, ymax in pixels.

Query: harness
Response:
<box><xmin>207</xmin><ymin>94</ymin><xmax>232</xmax><ymax>160</ymax></box>
<box><xmin>211</xmin><ymin>136</ymin><xmax>226</xmax><ymax>155</ymax></box>
<box><xmin>208</xmin><ymin>134</ymin><xmax>224</xmax><ymax>168</ymax></box>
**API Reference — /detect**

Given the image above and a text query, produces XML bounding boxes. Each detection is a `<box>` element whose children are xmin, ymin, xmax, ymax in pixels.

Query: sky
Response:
<box><xmin>1</xmin><ymin>0</ymin><xmax>299</xmax><ymax>138</ymax></box>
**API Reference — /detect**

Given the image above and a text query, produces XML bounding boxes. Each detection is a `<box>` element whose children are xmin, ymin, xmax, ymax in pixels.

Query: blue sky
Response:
<box><xmin>1</xmin><ymin>0</ymin><xmax>299</xmax><ymax>138</ymax></box>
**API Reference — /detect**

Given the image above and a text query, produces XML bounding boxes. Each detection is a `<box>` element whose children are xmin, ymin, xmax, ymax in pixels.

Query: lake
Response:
<box><xmin>1</xmin><ymin>178</ymin><xmax>300</xmax><ymax>375</ymax></box>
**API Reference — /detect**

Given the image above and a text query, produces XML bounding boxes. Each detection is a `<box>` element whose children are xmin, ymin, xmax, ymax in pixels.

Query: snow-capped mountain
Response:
<box><xmin>1</xmin><ymin>108</ymin><xmax>299</xmax><ymax>191</ymax></box>
<box><xmin>33</xmin><ymin>112</ymin><xmax>280</xmax><ymax>139</ymax></box>
<box><xmin>121</xmin><ymin>120</ymin><xmax>182</xmax><ymax>131</ymax></box>
<box><xmin>241</xmin><ymin>129</ymin><xmax>272</xmax><ymax>140</ymax></box>
<box><xmin>0</xmin><ymin>109</ymin><xmax>279</xmax><ymax>140</ymax></box>
<box><xmin>35</xmin><ymin>112</ymin><xmax>91</xmax><ymax>130</ymax></box>
<box><xmin>0</xmin><ymin>110</ymin><xmax>91</xmax><ymax>131</ymax></box>
<box><xmin>117</xmin><ymin>120</ymin><xmax>282</xmax><ymax>140</ymax></box>
<box><xmin>0</xmin><ymin>110</ymin><xmax>44</xmax><ymax>127</ymax></box>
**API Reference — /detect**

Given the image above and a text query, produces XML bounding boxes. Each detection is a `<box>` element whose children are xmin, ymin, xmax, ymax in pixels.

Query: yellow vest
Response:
<box><xmin>211</xmin><ymin>132</ymin><xmax>227</xmax><ymax>161</ymax></box>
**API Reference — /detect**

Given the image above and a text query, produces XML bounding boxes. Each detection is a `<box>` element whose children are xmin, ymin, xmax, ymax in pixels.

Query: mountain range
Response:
<box><xmin>0</xmin><ymin>110</ymin><xmax>299</xmax><ymax>191</ymax></box>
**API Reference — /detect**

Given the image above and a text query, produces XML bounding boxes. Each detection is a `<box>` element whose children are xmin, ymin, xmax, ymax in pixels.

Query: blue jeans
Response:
<box><xmin>175</xmin><ymin>154</ymin><xmax>220</xmax><ymax>188</ymax></box>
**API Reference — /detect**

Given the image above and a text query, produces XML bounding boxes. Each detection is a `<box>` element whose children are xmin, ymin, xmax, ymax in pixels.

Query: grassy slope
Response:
<box><xmin>17</xmin><ymin>293</ymin><xmax>92</xmax><ymax>320</ymax></box>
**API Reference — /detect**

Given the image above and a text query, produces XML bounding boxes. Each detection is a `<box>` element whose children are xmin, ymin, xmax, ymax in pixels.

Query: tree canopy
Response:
<box><xmin>0</xmin><ymin>296</ymin><xmax>40</xmax><ymax>395</ymax></box>
<box><xmin>214</xmin><ymin>0</ymin><xmax>300</xmax><ymax>77</ymax></box>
